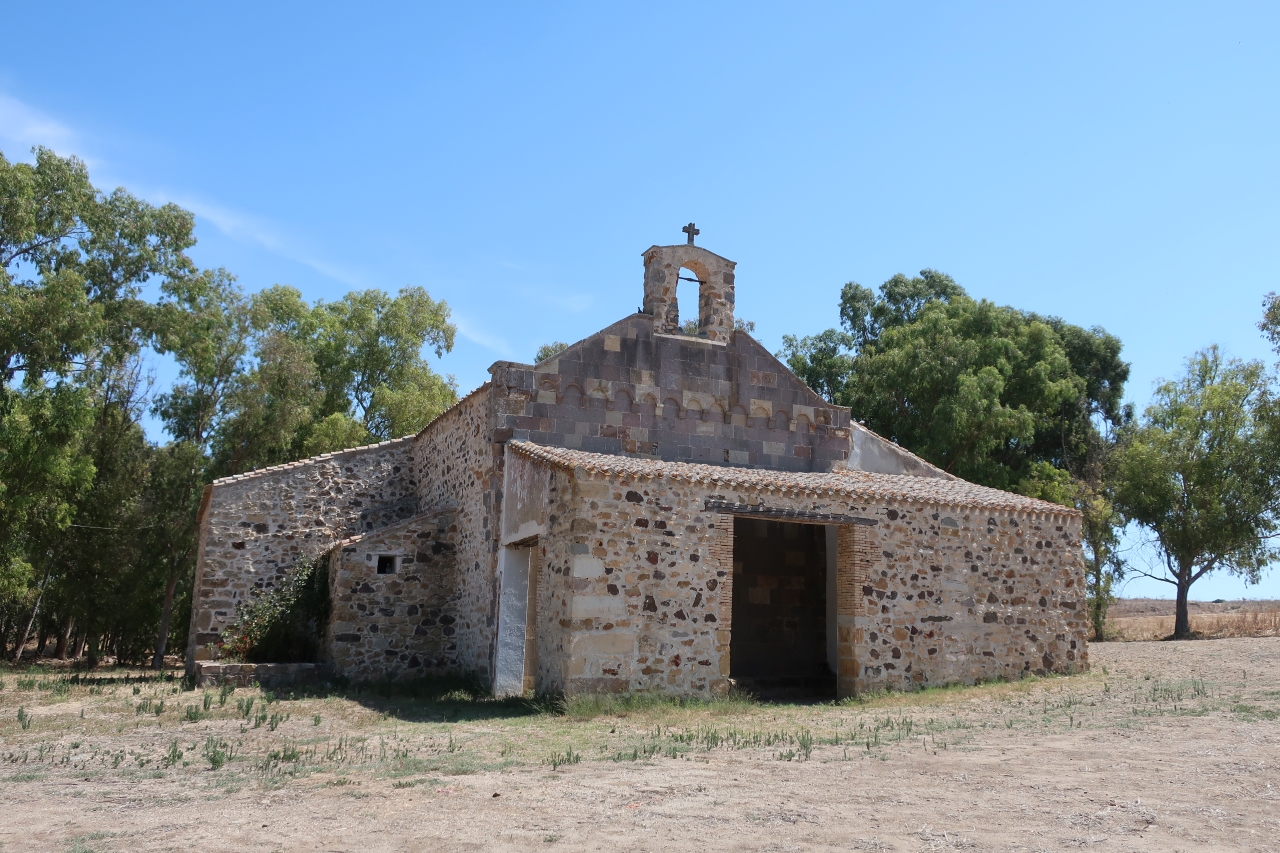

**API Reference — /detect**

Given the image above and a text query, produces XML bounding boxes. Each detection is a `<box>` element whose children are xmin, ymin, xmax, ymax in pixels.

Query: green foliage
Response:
<box><xmin>219</xmin><ymin>557</ymin><xmax>330</xmax><ymax>663</ymax></box>
<box><xmin>0</xmin><ymin>147</ymin><xmax>461</xmax><ymax>668</ymax></box>
<box><xmin>780</xmin><ymin>270</ymin><xmax>1129</xmax><ymax>493</ymax></box>
<box><xmin>302</xmin><ymin>412</ymin><xmax>373</xmax><ymax>457</ymax></box>
<box><xmin>1081</xmin><ymin>485</ymin><xmax>1126</xmax><ymax>641</ymax></box>
<box><xmin>205</xmin><ymin>283</ymin><xmax>458</xmax><ymax>475</ymax></box>
<box><xmin>534</xmin><ymin>342</ymin><xmax>569</xmax><ymax>364</ymax></box>
<box><xmin>0</xmin><ymin>146</ymin><xmax>198</xmax><ymax>664</ymax></box>
<box><xmin>203</xmin><ymin>735</ymin><xmax>233</xmax><ymax>770</ymax></box>
<box><xmin>367</xmin><ymin>365</ymin><xmax>457</xmax><ymax>439</ymax></box>
<box><xmin>780</xmin><ymin>328</ymin><xmax>854</xmax><ymax>405</ymax></box>
<box><xmin>310</xmin><ymin>286</ymin><xmax>456</xmax><ymax>430</ymax></box>
<box><xmin>1111</xmin><ymin>346</ymin><xmax>1280</xmax><ymax>638</ymax></box>
<box><xmin>838</xmin><ymin>269</ymin><xmax>966</xmax><ymax>350</ymax></box>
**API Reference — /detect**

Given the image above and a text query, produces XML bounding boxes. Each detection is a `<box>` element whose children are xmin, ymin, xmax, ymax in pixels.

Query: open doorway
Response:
<box><xmin>730</xmin><ymin>517</ymin><xmax>835</xmax><ymax>700</ymax></box>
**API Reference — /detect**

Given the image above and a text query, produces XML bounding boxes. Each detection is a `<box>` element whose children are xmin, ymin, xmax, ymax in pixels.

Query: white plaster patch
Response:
<box><xmin>572</xmin><ymin>555</ymin><xmax>606</xmax><ymax>578</ymax></box>
<box><xmin>570</xmin><ymin>595</ymin><xmax>626</xmax><ymax>619</ymax></box>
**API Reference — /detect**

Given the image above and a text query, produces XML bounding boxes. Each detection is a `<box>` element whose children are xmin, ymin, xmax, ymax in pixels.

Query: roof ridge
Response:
<box><xmin>507</xmin><ymin>441</ymin><xmax>1080</xmax><ymax>517</ymax></box>
<box><xmin>210</xmin><ymin>435</ymin><xmax>415</xmax><ymax>486</ymax></box>
<box><xmin>412</xmin><ymin>381</ymin><xmax>491</xmax><ymax>440</ymax></box>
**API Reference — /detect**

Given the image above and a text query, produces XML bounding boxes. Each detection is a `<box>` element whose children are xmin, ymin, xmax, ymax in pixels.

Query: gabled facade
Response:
<box><xmin>187</xmin><ymin>237</ymin><xmax>1088</xmax><ymax>697</ymax></box>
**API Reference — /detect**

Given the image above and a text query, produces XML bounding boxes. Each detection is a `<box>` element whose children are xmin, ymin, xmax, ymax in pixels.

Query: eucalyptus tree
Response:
<box><xmin>1</xmin><ymin>146</ymin><xmax>196</xmax><ymax>659</ymax></box>
<box><xmin>1111</xmin><ymin>347</ymin><xmax>1280</xmax><ymax>638</ymax></box>
<box><xmin>781</xmin><ymin>271</ymin><xmax>1128</xmax><ymax>494</ymax></box>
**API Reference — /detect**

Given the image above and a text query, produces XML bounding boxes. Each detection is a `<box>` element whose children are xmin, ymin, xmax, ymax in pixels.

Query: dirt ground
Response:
<box><xmin>2</xmin><ymin>638</ymin><xmax>1278</xmax><ymax>853</ymax></box>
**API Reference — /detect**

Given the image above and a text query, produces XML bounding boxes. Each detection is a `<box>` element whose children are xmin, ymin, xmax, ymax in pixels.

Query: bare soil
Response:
<box><xmin>2</xmin><ymin>638</ymin><xmax>1278</xmax><ymax>852</ymax></box>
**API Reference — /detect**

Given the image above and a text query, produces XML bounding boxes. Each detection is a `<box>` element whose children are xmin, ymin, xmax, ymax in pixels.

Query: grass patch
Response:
<box><xmin>559</xmin><ymin>689</ymin><xmax>758</xmax><ymax>722</ymax></box>
<box><xmin>1231</xmin><ymin>703</ymin><xmax>1280</xmax><ymax>721</ymax></box>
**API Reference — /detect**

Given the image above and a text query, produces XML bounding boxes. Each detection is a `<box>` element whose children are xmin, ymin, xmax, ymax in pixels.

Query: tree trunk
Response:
<box><xmin>12</xmin><ymin>587</ymin><xmax>44</xmax><ymax>663</ymax></box>
<box><xmin>152</xmin><ymin>569</ymin><xmax>182</xmax><ymax>669</ymax></box>
<box><xmin>72</xmin><ymin>629</ymin><xmax>86</xmax><ymax>660</ymax></box>
<box><xmin>85</xmin><ymin>629</ymin><xmax>100</xmax><ymax>667</ymax></box>
<box><xmin>55</xmin><ymin>614</ymin><xmax>73</xmax><ymax>659</ymax></box>
<box><xmin>1174</xmin><ymin>579</ymin><xmax>1193</xmax><ymax>639</ymax></box>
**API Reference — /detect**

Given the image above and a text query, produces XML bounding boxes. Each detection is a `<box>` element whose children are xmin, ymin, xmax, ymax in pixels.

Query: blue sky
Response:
<box><xmin>3</xmin><ymin>3</ymin><xmax>1278</xmax><ymax>599</ymax></box>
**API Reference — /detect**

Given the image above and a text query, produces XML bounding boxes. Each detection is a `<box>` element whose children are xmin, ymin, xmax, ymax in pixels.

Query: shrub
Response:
<box><xmin>219</xmin><ymin>556</ymin><xmax>330</xmax><ymax>662</ymax></box>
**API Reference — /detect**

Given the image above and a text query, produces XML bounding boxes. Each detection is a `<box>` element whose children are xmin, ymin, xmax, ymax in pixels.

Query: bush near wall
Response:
<box><xmin>219</xmin><ymin>558</ymin><xmax>330</xmax><ymax>663</ymax></box>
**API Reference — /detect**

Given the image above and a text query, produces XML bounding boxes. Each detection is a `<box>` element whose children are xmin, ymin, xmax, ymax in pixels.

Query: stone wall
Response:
<box><xmin>410</xmin><ymin>386</ymin><xmax>499</xmax><ymax>678</ymax></box>
<box><xmin>509</xmin><ymin>448</ymin><xmax>1087</xmax><ymax>697</ymax></box>
<box><xmin>186</xmin><ymin>438</ymin><xmax>418</xmax><ymax>666</ymax></box>
<box><xmin>504</xmin><ymin>450</ymin><xmax>733</xmax><ymax>695</ymax></box>
<box><xmin>492</xmin><ymin>314</ymin><xmax>858</xmax><ymax>474</ymax></box>
<box><xmin>850</xmin><ymin>505</ymin><xmax>1088</xmax><ymax>692</ymax></box>
<box><xmin>193</xmin><ymin>662</ymin><xmax>331</xmax><ymax>689</ymax></box>
<box><xmin>326</xmin><ymin>510</ymin><xmax>458</xmax><ymax>679</ymax></box>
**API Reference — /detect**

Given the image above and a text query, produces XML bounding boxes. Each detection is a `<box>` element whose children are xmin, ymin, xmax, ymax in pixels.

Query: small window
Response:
<box><xmin>376</xmin><ymin>555</ymin><xmax>397</xmax><ymax>574</ymax></box>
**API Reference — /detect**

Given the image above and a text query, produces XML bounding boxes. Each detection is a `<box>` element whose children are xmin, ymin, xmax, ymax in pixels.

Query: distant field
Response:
<box><xmin>1108</xmin><ymin>597</ymin><xmax>1280</xmax><ymax>641</ymax></box>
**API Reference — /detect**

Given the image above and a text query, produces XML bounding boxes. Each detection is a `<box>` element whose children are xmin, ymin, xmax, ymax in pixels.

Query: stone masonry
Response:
<box><xmin>502</xmin><ymin>442</ymin><xmax>1087</xmax><ymax>697</ymax></box>
<box><xmin>186</xmin><ymin>438</ymin><xmax>418</xmax><ymax>664</ymax></box>
<box><xmin>326</xmin><ymin>509</ymin><xmax>459</xmax><ymax>678</ymax></box>
<box><xmin>187</xmin><ymin>233</ymin><xmax>1088</xmax><ymax>698</ymax></box>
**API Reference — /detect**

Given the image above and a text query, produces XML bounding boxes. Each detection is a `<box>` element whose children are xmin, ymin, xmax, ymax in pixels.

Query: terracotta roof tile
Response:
<box><xmin>508</xmin><ymin>441</ymin><xmax>1079</xmax><ymax>517</ymax></box>
<box><xmin>210</xmin><ymin>436</ymin><xmax>415</xmax><ymax>487</ymax></box>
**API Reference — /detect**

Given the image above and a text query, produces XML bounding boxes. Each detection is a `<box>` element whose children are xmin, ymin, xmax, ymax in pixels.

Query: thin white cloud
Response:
<box><xmin>0</xmin><ymin>92</ymin><xmax>78</xmax><ymax>161</ymax></box>
<box><xmin>0</xmin><ymin>89</ymin><xmax>364</xmax><ymax>290</ymax></box>
<box><xmin>452</xmin><ymin>312</ymin><xmax>515</xmax><ymax>358</ymax></box>
<box><xmin>159</xmin><ymin>193</ymin><xmax>368</xmax><ymax>288</ymax></box>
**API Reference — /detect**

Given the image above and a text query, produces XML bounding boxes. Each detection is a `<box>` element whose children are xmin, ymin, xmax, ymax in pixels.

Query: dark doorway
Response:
<box><xmin>730</xmin><ymin>517</ymin><xmax>834</xmax><ymax>700</ymax></box>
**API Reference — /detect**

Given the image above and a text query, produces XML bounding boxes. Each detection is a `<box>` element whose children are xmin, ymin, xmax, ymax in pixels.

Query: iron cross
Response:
<box><xmin>682</xmin><ymin>222</ymin><xmax>699</xmax><ymax>245</ymax></box>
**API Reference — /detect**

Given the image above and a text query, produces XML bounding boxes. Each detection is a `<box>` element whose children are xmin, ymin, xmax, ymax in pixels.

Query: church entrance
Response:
<box><xmin>729</xmin><ymin>517</ymin><xmax>836</xmax><ymax>700</ymax></box>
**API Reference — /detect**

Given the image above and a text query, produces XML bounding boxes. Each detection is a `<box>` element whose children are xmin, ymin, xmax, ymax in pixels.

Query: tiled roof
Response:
<box><xmin>211</xmin><ymin>382</ymin><xmax>493</xmax><ymax>488</ymax></box>
<box><xmin>412</xmin><ymin>382</ymin><xmax>491</xmax><ymax>440</ymax></box>
<box><xmin>507</xmin><ymin>441</ymin><xmax>1080</xmax><ymax>517</ymax></box>
<box><xmin>210</xmin><ymin>436</ymin><xmax>415</xmax><ymax>486</ymax></box>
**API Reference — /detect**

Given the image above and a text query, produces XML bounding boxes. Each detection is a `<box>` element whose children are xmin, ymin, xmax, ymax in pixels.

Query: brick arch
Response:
<box><xmin>562</xmin><ymin>384</ymin><xmax>584</xmax><ymax>407</ymax></box>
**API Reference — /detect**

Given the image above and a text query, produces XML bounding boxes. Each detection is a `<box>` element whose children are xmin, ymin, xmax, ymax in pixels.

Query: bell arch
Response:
<box><xmin>642</xmin><ymin>243</ymin><xmax>737</xmax><ymax>341</ymax></box>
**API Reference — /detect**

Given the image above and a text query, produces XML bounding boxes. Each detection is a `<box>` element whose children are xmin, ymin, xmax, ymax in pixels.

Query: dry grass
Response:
<box><xmin>2</xmin><ymin>640</ymin><xmax>1279</xmax><ymax>851</ymax></box>
<box><xmin>1107</xmin><ymin>598</ymin><xmax>1280</xmax><ymax>641</ymax></box>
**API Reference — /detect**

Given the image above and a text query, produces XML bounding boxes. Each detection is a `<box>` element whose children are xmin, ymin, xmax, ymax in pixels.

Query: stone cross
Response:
<box><xmin>682</xmin><ymin>222</ymin><xmax>699</xmax><ymax>245</ymax></box>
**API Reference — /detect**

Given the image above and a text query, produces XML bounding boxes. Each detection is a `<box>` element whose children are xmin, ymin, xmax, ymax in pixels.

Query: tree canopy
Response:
<box><xmin>0</xmin><ymin>147</ymin><xmax>457</xmax><ymax>666</ymax></box>
<box><xmin>781</xmin><ymin>271</ymin><xmax>1129</xmax><ymax>494</ymax></box>
<box><xmin>1110</xmin><ymin>347</ymin><xmax>1280</xmax><ymax>638</ymax></box>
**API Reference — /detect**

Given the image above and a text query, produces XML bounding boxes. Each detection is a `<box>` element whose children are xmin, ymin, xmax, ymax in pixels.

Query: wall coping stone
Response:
<box><xmin>210</xmin><ymin>436</ymin><xmax>417</xmax><ymax>486</ymax></box>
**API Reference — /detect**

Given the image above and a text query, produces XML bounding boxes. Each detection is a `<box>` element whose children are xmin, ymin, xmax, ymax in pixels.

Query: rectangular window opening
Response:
<box><xmin>376</xmin><ymin>554</ymin><xmax>397</xmax><ymax>575</ymax></box>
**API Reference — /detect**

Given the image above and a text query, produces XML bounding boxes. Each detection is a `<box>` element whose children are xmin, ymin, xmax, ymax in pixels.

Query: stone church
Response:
<box><xmin>187</xmin><ymin>232</ymin><xmax>1088</xmax><ymax>698</ymax></box>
